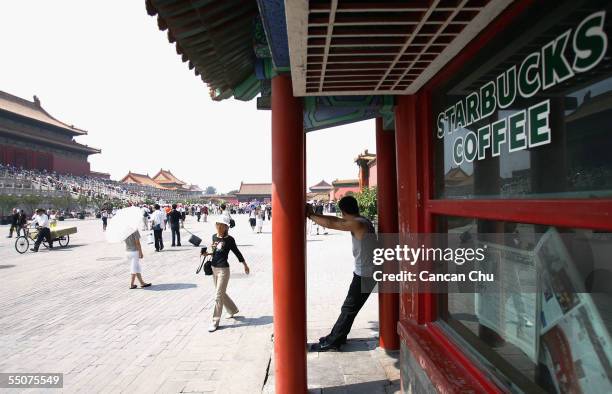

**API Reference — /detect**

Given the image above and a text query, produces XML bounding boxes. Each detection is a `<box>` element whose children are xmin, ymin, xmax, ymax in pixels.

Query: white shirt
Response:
<box><xmin>151</xmin><ymin>209</ymin><xmax>166</xmax><ymax>227</ymax></box>
<box><xmin>33</xmin><ymin>213</ymin><xmax>50</xmax><ymax>229</ymax></box>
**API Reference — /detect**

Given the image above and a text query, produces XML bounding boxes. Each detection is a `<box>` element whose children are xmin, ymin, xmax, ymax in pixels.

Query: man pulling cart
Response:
<box><xmin>14</xmin><ymin>208</ymin><xmax>77</xmax><ymax>254</ymax></box>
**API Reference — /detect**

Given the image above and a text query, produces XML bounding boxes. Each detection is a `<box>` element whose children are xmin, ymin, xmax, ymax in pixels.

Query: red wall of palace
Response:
<box><xmin>51</xmin><ymin>155</ymin><xmax>90</xmax><ymax>175</ymax></box>
<box><xmin>0</xmin><ymin>144</ymin><xmax>90</xmax><ymax>175</ymax></box>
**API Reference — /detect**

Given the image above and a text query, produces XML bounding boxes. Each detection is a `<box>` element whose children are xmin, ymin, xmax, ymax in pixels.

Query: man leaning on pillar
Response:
<box><xmin>306</xmin><ymin>195</ymin><xmax>377</xmax><ymax>351</ymax></box>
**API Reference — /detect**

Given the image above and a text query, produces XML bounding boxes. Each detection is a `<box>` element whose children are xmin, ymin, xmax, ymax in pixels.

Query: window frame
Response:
<box><xmin>396</xmin><ymin>0</ymin><xmax>612</xmax><ymax>391</ymax></box>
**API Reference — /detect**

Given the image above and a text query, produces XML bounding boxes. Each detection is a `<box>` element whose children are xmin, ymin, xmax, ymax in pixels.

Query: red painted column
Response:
<box><xmin>394</xmin><ymin>95</ymin><xmax>420</xmax><ymax>323</ymax></box>
<box><xmin>271</xmin><ymin>74</ymin><xmax>307</xmax><ymax>394</ymax></box>
<box><xmin>375</xmin><ymin>118</ymin><xmax>400</xmax><ymax>350</ymax></box>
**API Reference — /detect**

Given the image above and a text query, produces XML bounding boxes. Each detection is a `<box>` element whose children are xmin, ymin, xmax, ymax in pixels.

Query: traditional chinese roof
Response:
<box><xmin>121</xmin><ymin>172</ymin><xmax>165</xmax><ymax>188</ymax></box>
<box><xmin>145</xmin><ymin>0</ymin><xmax>260</xmax><ymax>101</ymax></box>
<box><xmin>332</xmin><ymin>179</ymin><xmax>359</xmax><ymax>187</ymax></box>
<box><xmin>309</xmin><ymin>180</ymin><xmax>333</xmax><ymax>192</ymax></box>
<box><xmin>188</xmin><ymin>184</ymin><xmax>203</xmax><ymax>192</ymax></box>
<box><xmin>445</xmin><ymin>167</ymin><xmax>472</xmax><ymax>187</ymax></box>
<box><xmin>355</xmin><ymin>150</ymin><xmax>376</xmax><ymax>165</ymax></box>
<box><xmin>153</xmin><ymin>169</ymin><xmax>186</xmax><ymax>186</ymax></box>
<box><xmin>236</xmin><ymin>182</ymin><xmax>272</xmax><ymax>195</ymax></box>
<box><xmin>0</xmin><ymin>90</ymin><xmax>87</xmax><ymax>135</ymax></box>
<box><xmin>0</xmin><ymin>123</ymin><xmax>100</xmax><ymax>155</ymax></box>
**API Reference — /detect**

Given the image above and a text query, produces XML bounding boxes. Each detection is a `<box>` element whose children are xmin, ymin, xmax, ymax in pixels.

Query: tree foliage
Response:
<box><xmin>355</xmin><ymin>187</ymin><xmax>377</xmax><ymax>220</ymax></box>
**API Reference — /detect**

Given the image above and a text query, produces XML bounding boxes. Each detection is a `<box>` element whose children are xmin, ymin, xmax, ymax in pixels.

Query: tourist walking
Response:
<box><xmin>179</xmin><ymin>205</ymin><xmax>186</xmax><ymax>228</ymax></box>
<box><xmin>206</xmin><ymin>216</ymin><xmax>249</xmax><ymax>332</ymax></box>
<box><xmin>7</xmin><ymin>208</ymin><xmax>19</xmax><ymax>238</ymax></box>
<box><xmin>101</xmin><ymin>209</ymin><xmax>109</xmax><ymax>231</ymax></box>
<box><xmin>124</xmin><ymin>230</ymin><xmax>151</xmax><ymax>289</ymax></box>
<box><xmin>151</xmin><ymin>204</ymin><xmax>165</xmax><ymax>252</ymax></box>
<box><xmin>30</xmin><ymin>208</ymin><xmax>53</xmax><ymax>252</ymax></box>
<box><xmin>220</xmin><ymin>203</ymin><xmax>232</xmax><ymax>222</ymax></box>
<box><xmin>141</xmin><ymin>205</ymin><xmax>150</xmax><ymax>231</ymax></box>
<box><xmin>256</xmin><ymin>207</ymin><xmax>264</xmax><ymax>233</ymax></box>
<box><xmin>248</xmin><ymin>208</ymin><xmax>256</xmax><ymax>232</ymax></box>
<box><xmin>168</xmin><ymin>204</ymin><xmax>182</xmax><ymax>246</ymax></box>
<box><xmin>17</xmin><ymin>210</ymin><xmax>27</xmax><ymax>236</ymax></box>
<box><xmin>306</xmin><ymin>196</ymin><xmax>377</xmax><ymax>351</ymax></box>
<box><xmin>202</xmin><ymin>205</ymin><xmax>208</xmax><ymax>222</ymax></box>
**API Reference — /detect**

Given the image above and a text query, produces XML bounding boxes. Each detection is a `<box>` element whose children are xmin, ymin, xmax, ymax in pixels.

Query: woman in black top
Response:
<box><xmin>206</xmin><ymin>216</ymin><xmax>249</xmax><ymax>332</ymax></box>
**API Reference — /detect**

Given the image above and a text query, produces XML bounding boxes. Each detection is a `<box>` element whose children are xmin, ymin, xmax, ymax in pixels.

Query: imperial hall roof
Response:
<box><xmin>0</xmin><ymin>90</ymin><xmax>88</xmax><ymax>135</ymax></box>
<box><xmin>236</xmin><ymin>182</ymin><xmax>272</xmax><ymax>195</ymax></box>
<box><xmin>153</xmin><ymin>169</ymin><xmax>187</xmax><ymax>186</ymax></box>
<box><xmin>121</xmin><ymin>172</ymin><xmax>167</xmax><ymax>189</ymax></box>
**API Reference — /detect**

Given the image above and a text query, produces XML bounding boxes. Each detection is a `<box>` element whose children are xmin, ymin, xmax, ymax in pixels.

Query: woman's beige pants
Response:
<box><xmin>212</xmin><ymin>267</ymin><xmax>238</xmax><ymax>323</ymax></box>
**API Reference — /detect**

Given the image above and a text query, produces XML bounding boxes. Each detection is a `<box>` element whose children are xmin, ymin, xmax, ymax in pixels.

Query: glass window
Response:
<box><xmin>438</xmin><ymin>215</ymin><xmax>612</xmax><ymax>393</ymax></box>
<box><xmin>432</xmin><ymin>0</ymin><xmax>612</xmax><ymax>199</ymax></box>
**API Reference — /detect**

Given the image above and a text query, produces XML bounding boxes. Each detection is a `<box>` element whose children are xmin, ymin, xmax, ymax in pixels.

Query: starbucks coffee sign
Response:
<box><xmin>436</xmin><ymin>11</ymin><xmax>608</xmax><ymax>165</ymax></box>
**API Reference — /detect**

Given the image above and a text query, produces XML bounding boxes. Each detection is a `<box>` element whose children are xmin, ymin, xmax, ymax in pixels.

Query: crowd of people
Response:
<box><xmin>113</xmin><ymin>201</ymin><xmax>255</xmax><ymax>333</ymax></box>
<box><xmin>0</xmin><ymin>163</ymin><xmax>197</xmax><ymax>203</ymax></box>
<box><xmin>8</xmin><ymin>191</ymin><xmax>377</xmax><ymax>349</ymax></box>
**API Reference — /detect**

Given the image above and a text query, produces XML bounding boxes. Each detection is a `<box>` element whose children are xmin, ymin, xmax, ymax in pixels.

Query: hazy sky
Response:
<box><xmin>0</xmin><ymin>1</ymin><xmax>376</xmax><ymax>193</ymax></box>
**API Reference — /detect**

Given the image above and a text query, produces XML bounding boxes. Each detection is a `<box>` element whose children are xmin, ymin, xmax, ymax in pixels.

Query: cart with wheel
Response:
<box><xmin>14</xmin><ymin>226</ymin><xmax>77</xmax><ymax>254</ymax></box>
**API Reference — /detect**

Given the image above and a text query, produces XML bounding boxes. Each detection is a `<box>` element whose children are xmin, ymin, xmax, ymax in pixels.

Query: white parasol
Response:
<box><xmin>105</xmin><ymin>206</ymin><xmax>143</xmax><ymax>243</ymax></box>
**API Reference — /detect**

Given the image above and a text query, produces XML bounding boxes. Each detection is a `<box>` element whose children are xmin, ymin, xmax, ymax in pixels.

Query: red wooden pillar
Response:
<box><xmin>395</xmin><ymin>95</ymin><xmax>420</xmax><ymax>322</ymax></box>
<box><xmin>271</xmin><ymin>74</ymin><xmax>307</xmax><ymax>394</ymax></box>
<box><xmin>375</xmin><ymin>117</ymin><xmax>400</xmax><ymax>350</ymax></box>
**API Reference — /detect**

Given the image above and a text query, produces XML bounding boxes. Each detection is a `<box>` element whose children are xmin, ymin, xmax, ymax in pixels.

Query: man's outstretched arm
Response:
<box><xmin>307</xmin><ymin>205</ymin><xmax>362</xmax><ymax>233</ymax></box>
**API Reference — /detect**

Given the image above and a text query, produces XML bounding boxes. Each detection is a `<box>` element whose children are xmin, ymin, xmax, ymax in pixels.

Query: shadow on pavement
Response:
<box><xmin>159</xmin><ymin>248</ymin><xmax>193</xmax><ymax>252</ymax></box>
<box><xmin>308</xmin><ymin>338</ymin><xmax>378</xmax><ymax>353</ymax></box>
<box><xmin>146</xmin><ymin>283</ymin><xmax>198</xmax><ymax>291</ymax></box>
<box><xmin>0</xmin><ymin>264</ymin><xmax>16</xmax><ymax>269</ymax></box>
<box><xmin>218</xmin><ymin>315</ymin><xmax>273</xmax><ymax>329</ymax></box>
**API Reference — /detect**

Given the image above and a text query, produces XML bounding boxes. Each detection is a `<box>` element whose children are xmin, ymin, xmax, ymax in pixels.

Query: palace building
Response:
<box><xmin>0</xmin><ymin>90</ymin><xmax>100</xmax><ymax>175</ymax></box>
<box><xmin>120</xmin><ymin>169</ymin><xmax>203</xmax><ymax>200</ymax></box>
<box><xmin>234</xmin><ymin>182</ymin><xmax>272</xmax><ymax>203</ymax></box>
<box><xmin>152</xmin><ymin>169</ymin><xmax>187</xmax><ymax>190</ymax></box>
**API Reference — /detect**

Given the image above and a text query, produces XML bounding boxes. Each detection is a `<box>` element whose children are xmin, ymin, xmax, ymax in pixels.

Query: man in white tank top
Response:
<box><xmin>307</xmin><ymin>195</ymin><xmax>377</xmax><ymax>351</ymax></box>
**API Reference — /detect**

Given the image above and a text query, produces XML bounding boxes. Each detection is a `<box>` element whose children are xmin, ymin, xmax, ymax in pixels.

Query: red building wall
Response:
<box><xmin>52</xmin><ymin>154</ymin><xmax>90</xmax><ymax>175</ymax></box>
<box><xmin>0</xmin><ymin>144</ymin><xmax>90</xmax><ymax>175</ymax></box>
<box><xmin>329</xmin><ymin>185</ymin><xmax>360</xmax><ymax>201</ymax></box>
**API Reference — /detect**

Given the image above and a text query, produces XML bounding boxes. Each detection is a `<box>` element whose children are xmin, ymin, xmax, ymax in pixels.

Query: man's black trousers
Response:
<box><xmin>322</xmin><ymin>273</ymin><xmax>376</xmax><ymax>346</ymax></box>
<box><xmin>34</xmin><ymin>227</ymin><xmax>53</xmax><ymax>250</ymax></box>
<box><xmin>171</xmin><ymin>226</ymin><xmax>181</xmax><ymax>246</ymax></box>
<box><xmin>154</xmin><ymin>228</ymin><xmax>164</xmax><ymax>251</ymax></box>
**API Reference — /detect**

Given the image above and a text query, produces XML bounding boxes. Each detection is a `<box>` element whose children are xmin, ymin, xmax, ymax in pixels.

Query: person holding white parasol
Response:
<box><xmin>105</xmin><ymin>206</ymin><xmax>152</xmax><ymax>289</ymax></box>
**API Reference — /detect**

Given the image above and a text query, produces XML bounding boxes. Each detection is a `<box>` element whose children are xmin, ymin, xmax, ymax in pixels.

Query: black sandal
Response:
<box><xmin>129</xmin><ymin>285</ymin><xmax>137</xmax><ymax>289</ymax></box>
<box><xmin>141</xmin><ymin>283</ymin><xmax>152</xmax><ymax>288</ymax></box>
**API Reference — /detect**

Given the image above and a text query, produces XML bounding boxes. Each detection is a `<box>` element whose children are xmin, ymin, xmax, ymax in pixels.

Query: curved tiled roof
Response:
<box><xmin>120</xmin><ymin>172</ymin><xmax>166</xmax><ymax>189</ymax></box>
<box><xmin>153</xmin><ymin>169</ymin><xmax>186</xmax><ymax>185</ymax></box>
<box><xmin>145</xmin><ymin>0</ymin><xmax>259</xmax><ymax>100</ymax></box>
<box><xmin>0</xmin><ymin>123</ymin><xmax>100</xmax><ymax>155</ymax></box>
<box><xmin>236</xmin><ymin>182</ymin><xmax>272</xmax><ymax>195</ymax></box>
<box><xmin>0</xmin><ymin>90</ymin><xmax>87</xmax><ymax>135</ymax></box>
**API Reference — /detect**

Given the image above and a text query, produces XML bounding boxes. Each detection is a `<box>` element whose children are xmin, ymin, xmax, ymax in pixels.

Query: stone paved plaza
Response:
<box><xmin>0</xmin><ymin>215</ymin><xmax>398</xmax><ymax>393</ymax></box>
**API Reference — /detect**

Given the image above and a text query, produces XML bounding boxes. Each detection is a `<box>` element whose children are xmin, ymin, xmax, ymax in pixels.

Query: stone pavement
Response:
<box><xmin>0</xmin><ymin>214</ymin><xmax>399</xmax><ymax>393</ymax></box>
